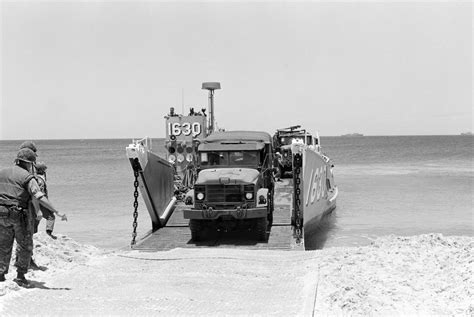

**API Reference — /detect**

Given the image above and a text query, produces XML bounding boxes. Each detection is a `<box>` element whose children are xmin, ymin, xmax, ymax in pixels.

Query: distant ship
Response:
<box><xmin>341</xmin><ymin>133</ymin><xmax>364</xmax><ymax>137</ymax></box>
<box><xmin>460</xmin><ymin>132</ymin><xmax>473</xmax><ymax>136</ymax></box>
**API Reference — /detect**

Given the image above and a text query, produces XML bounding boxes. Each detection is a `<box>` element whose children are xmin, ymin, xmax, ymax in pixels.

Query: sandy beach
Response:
<box><xmin>0</xmin><ymin>233</ymin><xmax>472</xmax><ymax>316</ymax></box>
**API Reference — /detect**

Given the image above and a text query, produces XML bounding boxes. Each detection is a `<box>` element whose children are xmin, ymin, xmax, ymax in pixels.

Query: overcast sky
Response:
<box><xmin>0</xmin><ymin>1</ymin><xmax>472</xmax><ymax>140</ymax></box>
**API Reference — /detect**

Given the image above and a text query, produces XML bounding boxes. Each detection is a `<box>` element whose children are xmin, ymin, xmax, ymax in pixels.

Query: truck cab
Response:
<box><xmin>183</xmin><ymin>131</ymin><xmax>275</xmax><ymax>241</ymax></box>
<box><xmin>273</xmin><ymin>125</ymin><xmax>320</xmax><ymax>177</ymax></box>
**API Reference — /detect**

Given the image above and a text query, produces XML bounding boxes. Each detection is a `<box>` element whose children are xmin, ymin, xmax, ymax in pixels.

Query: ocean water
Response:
<box><xmin>318</xmin><ymin>135</ymin><xmax>473</xmax><ymax>248</ymax></box>
<box><xmin>0</xmin><ymin>135</ymin><xmax>472</xmax><ymax>250</ymax></box>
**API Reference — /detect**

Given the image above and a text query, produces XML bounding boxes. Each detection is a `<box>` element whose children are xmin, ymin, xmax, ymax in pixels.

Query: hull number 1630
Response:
<box><xmin>305</xmin><ymin>166</ymin><xmax>327</xmax><ymax>206</ymax></box>
<box><xmin>168</xmin><ymin>122</ymin><xmax>202</xmax><ymax>137</ymax></box>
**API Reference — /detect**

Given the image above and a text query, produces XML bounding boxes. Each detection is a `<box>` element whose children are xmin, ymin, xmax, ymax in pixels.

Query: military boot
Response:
<box><xmin>13</xmin><ymin>272</ymin><xmax>30</xmax><ymax>288</ymax></box>
<box><xmin>29</xmin><ymin>258</ymin><xmax>40</xmax><ymax>270</ymax></box>
<box><xmin>46</xmin><ymin>230</ymin><xmax>57</xmax><ymax>240</ymax></box>
<box><xmin>29</xmin><ymin>258</ymin><xmax>47</xmax><ymax>271</ymax></box>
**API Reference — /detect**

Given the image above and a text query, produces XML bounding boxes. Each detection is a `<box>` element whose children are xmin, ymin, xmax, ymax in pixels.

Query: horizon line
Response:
<box><xmin>1</xmin><ymin>133</ymin><xmax>472</xmax><ymax>142</ymax></box>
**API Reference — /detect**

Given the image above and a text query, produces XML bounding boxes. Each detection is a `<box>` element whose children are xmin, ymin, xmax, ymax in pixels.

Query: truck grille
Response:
<box><xmin>206</xmin><ymin>185</ymin><xmax>242</xmax><ymax>203</ymax></box>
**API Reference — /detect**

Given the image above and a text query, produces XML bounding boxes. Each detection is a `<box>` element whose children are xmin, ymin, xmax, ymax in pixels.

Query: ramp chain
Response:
<box><xmin>293</xmin><ymin>153</ymin><xmax>303</xmax><ymax>243</ymax></box>
<box><xmin>131</xmin><ymin>158</ymin><xmax>140</xmax><ymax>246</ymax></box>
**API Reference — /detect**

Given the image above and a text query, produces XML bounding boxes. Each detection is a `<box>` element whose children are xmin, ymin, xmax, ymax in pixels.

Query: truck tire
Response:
<box><xmin>255</xmin><ymin>217</ymin><xmax>268</xmax><ymax>241</ymax></box>
<box><xmin>189</xmin><ymin>219</ymin><xmax>204</xmax><ymax>241</ymax></box>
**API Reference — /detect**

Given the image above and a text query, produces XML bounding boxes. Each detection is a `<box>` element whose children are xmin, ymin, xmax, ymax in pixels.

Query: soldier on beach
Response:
<box><xmin>29</xmin><ymin>162</ymin><xmax>68</xmax><ymax>270</ymax></box>
<box><xmin>18</xmin><ymin>140</ymin><xmax>43</xmax><ymax>271</ymax></box>
<box><xmin>0</xmin><ymin>148</ymin><xmax>63</xmax><ymax>287</ymax></box>
<box><xmin>34</xmin><ymin>162</ymin><xmax>68</xmax><ymax>239</ymax></box>
<box><xmin>17</xmin><ymin>142</ymin><xmax>67</xmax><ymax>269</ymax></box>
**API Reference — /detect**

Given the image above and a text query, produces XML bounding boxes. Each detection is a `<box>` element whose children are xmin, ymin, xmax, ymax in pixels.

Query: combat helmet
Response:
<box><xmin>16</xmin><ymin>148</ymin><xmax>37</xmax><ymax>163</ymax></box>
<box><xmin>19</xmin><ymin>141</ymin><xmax>38</xmax><ymax>155</ymax></box>
<box><xmin>36</xmin><ymin>162</ymin><xmax>47</xmax><ymax>174</ymax></box>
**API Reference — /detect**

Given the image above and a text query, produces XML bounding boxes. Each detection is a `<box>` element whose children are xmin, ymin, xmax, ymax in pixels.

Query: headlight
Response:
<box><xmin>185</xmin><ymin>196</ymin><xmax>193</xmax><ymax>205</ymax></box>
<box><xmin>196</xmin><ymin>192</ymin><xmax>205</xmax><ymax>200</ymax></box>
<box><xmin>168</xmin><ymin>155</ymin><xmax>176</xmax><ymax>163</ymax></box>
<box><xmin>245</xmin><ymin>192</ymin><xmax>253</xmax><ymax>200</ymax></box>
<box><xmin>186</xmin><ymin>154</ymin><xmax>193</xmax><ymax>162</ymax></box>
<box><xmin>177</xmin><ymin>154</ymin><xmax>184</xmax><ymax>163</ymax></box>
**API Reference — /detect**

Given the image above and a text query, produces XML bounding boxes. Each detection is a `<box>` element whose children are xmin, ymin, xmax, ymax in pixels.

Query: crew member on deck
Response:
<box><xmin>169</xmin><ymin>107</ymin><xmax>178</xmax><ymax>117</ymax></box>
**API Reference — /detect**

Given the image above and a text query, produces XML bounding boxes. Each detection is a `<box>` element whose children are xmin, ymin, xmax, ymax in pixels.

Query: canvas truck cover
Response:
<box><xmin>203</xmin><ymin>131</ymin><xmax>273</xmax><ymax>144</ymax></box>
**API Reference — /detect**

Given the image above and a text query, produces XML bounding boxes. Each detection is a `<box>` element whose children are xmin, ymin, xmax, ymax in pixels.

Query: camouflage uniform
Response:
<box><xmin>34</xmin><ymin>172</ymin><xmax>55</xmax><ymax>234</ymax></box>
<box><xmin>0</xmin><ymin>212</ymin><xmax>33</xmax><ymax>274</ymax></box>
<box><xmin>0</xmin><ymin>150</ymin><xmax>44</xmax><ymax>276</ymax></box>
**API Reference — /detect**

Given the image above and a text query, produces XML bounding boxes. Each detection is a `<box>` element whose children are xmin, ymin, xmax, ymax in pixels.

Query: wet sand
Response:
<box><xmin>0</xmin><ymin>233</ymin><xmax>472</xmax><ymax>315</ymax></box>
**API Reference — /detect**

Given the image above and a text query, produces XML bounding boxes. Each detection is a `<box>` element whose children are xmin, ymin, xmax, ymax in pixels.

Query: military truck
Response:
<box><xmin>183</xmin><ymin>131</ymin><xmax>275</xmax><ymax>241</ymax></box>
<box><xmin>273</xmin><ymin>125</ymin><xmax>320</xmax><ymax>177</ymax></box>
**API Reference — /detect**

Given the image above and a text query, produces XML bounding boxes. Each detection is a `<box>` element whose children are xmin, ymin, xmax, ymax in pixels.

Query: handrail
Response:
<box><xmin>132</xmin><ymin>136</ymin><xmax>152</xmax><ymax>150</ymax></box>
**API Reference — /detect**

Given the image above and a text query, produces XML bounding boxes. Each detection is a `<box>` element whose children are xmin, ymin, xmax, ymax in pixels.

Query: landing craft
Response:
<box><xmin>125</xmin><ymin>82</ymin><xmax>338</xmax><ymax>250</ymax></box>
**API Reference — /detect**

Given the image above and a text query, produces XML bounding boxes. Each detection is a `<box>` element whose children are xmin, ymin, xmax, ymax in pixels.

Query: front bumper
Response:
<box><xmin>183</xmin><ymin>206</ymin><xmax>267</xmax><ymax>220</ymax></box>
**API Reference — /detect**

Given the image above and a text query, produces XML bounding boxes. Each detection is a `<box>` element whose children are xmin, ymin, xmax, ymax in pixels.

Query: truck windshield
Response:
<box><xmin>200</xmin><ymin>151</ymin><xmax>229</xmax><ymax>166</ymax></box>
<box><xmin>229</xmin><ymin>151</ymin><xmax>258</xmax><ymax>166</ymax></box>
<box><xmin>200</xmin><ymin>151</ymin><xmax>259</xmax><ymax>167</ymax></box>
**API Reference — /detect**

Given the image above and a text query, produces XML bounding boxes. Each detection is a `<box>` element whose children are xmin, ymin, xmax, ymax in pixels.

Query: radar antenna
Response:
<box><xmin>202</xmin><ymin>82</ymin><xmax>221</xmax><ymax>134</ymax></box>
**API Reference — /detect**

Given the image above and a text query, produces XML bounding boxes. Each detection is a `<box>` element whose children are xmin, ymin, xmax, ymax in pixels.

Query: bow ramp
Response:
<box><xmin>126</xmin><ymin>138</ymin><xmax>177</xmax><ymax>234</ymax></box>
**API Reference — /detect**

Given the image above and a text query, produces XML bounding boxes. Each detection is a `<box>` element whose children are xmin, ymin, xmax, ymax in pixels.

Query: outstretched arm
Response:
<box><xmin>38</xmin><ymin>196</ymin><xmax>68</xmax><ymax>221</ymax></box>
<box><xmin>28</xmin><ymin>178</ymin><xmax>68</xmax><ymax>221</ymax></box>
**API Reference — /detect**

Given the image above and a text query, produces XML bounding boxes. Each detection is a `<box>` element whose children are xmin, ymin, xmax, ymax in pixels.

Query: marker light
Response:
<box><xmin>196</xmin><ymin>192</ymin><xmax>205</xmax><ymax>200</ymax></box>
<box><xmin>245</xmin><ymin>192</ymin><xmax>253</xmax><ymax>200</ymax></box>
